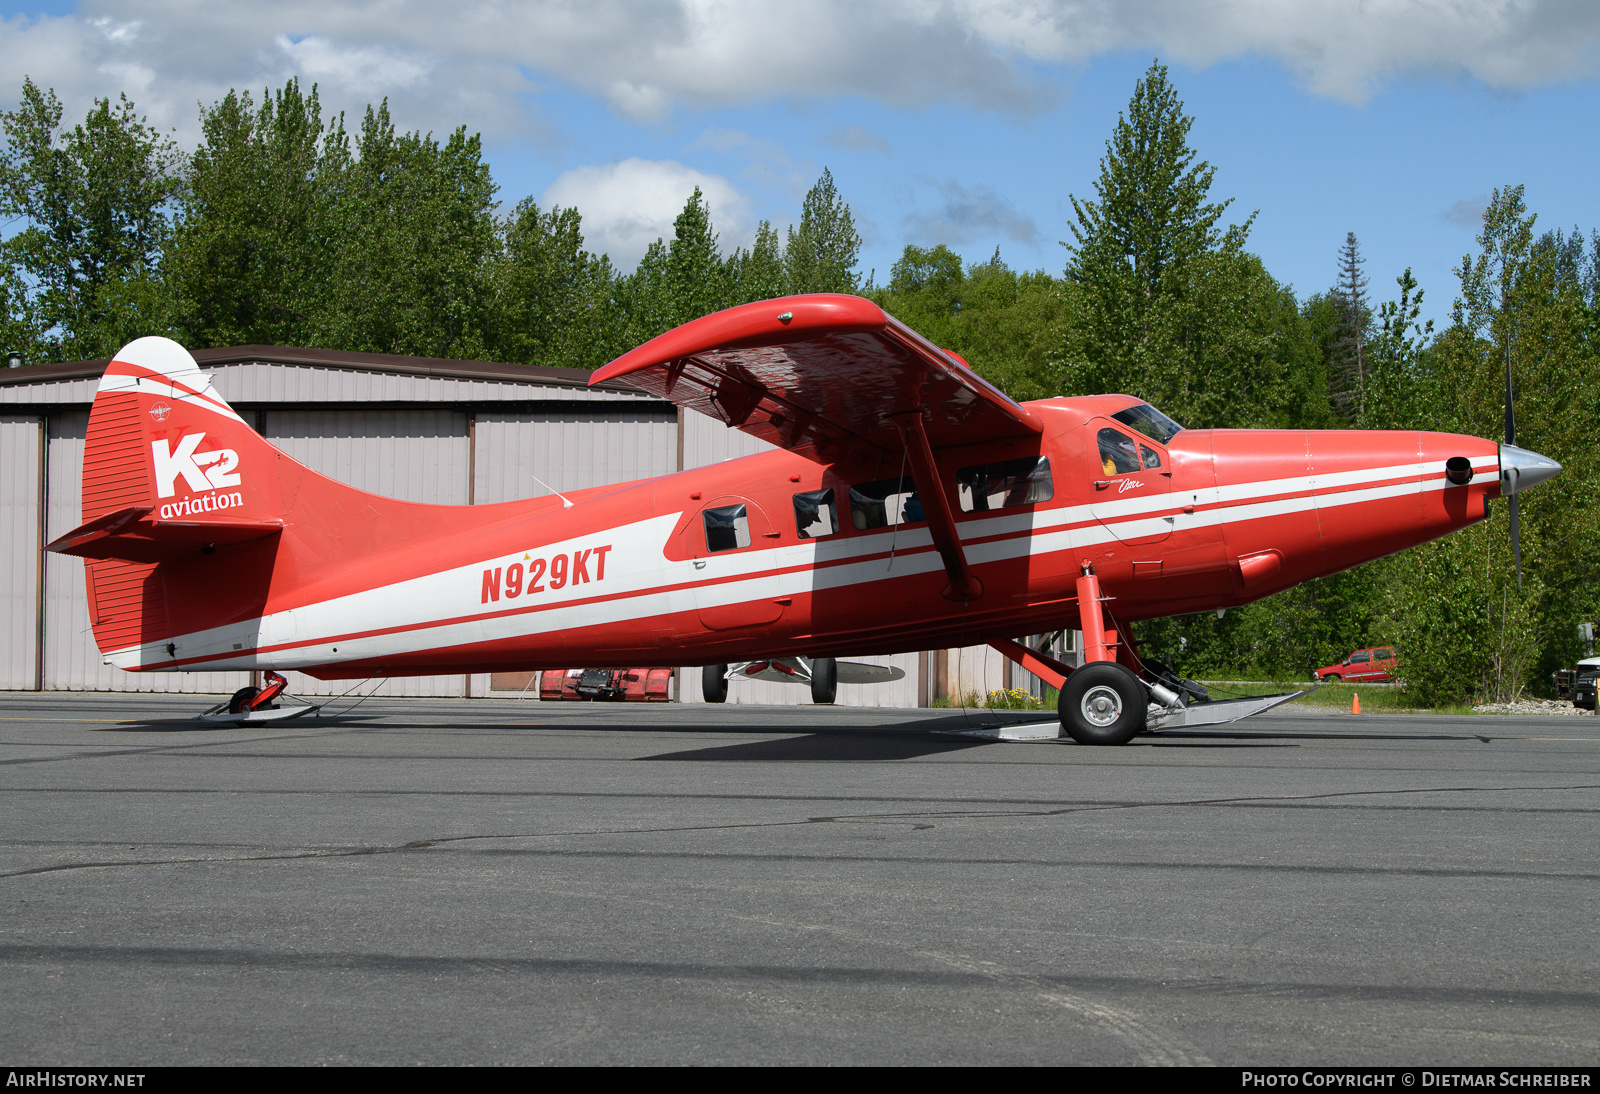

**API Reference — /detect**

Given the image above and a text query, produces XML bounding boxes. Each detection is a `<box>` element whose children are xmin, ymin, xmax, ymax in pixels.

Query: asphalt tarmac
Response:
<box><xmin>1</xmin><ymin>691</ymin><xmax>1597</xmax><ymax>1066</ymax></box>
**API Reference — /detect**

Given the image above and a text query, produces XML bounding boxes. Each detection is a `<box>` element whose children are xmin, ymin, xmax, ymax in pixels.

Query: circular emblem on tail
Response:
<box><xmin>149</xmin><ymin>403</ymin><xmax>171</xmax><ymax>421</ymax></box>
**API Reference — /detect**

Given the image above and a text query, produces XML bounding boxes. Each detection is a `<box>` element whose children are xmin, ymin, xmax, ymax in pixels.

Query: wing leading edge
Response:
<box><xmin>588</xmin><ymin>294</ymin><xmax>1042</xmax><ymax>463</ymax></box>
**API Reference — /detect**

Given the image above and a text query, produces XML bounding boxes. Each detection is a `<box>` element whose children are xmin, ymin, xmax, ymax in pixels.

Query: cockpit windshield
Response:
<box><xmin>1111</xmin><ymin>403</ymin><xmax>1183</xmax><ymax>444</ymax></box>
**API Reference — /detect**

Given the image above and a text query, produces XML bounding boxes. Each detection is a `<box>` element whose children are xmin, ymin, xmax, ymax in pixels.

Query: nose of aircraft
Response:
<box><xmin>1500</xmin><ymin>444</ymin><xmax>1562</xmax><ymax>495</ymax></box>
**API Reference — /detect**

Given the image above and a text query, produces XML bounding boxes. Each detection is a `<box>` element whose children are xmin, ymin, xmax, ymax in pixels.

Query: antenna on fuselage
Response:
<box><xmin>531</xmin><ymin>474</ymin><xmax>574</xmax><ymax>508</ymax></box>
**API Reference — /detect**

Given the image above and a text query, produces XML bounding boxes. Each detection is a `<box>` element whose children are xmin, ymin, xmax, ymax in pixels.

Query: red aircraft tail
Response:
<box><xmin>48</xmin><ymin>336</ymin><xmax>476</xmax><ymax>668</ymax></box>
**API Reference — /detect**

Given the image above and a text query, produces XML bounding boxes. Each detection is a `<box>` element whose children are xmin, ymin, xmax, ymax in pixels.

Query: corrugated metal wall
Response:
<box><xmin>0</xmin><ymin>416</ymin><xmax>40</xmax><ymax>689</ymax></box>
<box><xmin>474</xmin><ymin>408</ymin><xmax>677</xmax><ymax>503</ymax></box>
<box><xmin>682</xmin><ymin>408</ymin><xmax>776</xmax><ymax>469</ymax></box>
<box><xmin>264</xmin><ymin>408</ymin><xmax>470</xmax><ymax>697</ymax></box>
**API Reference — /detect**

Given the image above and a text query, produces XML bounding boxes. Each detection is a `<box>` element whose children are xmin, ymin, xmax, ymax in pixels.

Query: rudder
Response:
<box><xmin>54</xmin><ymin>337</ymin><xmax>297</xmax><ymax>665</ymax></box>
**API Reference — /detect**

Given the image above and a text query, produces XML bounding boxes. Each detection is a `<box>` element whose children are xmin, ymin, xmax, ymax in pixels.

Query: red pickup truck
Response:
<box><xmin>1313</xmin><ymin>648</ymin><xmax>1397</xmax><ymax>683</ymax></box>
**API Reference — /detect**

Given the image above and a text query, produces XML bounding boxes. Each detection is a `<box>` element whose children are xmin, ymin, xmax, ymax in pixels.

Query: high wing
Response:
<box><xmin>588</xmin><ymin>294</ymin><xmax>1042</xmax><ymax>463</ymax></box>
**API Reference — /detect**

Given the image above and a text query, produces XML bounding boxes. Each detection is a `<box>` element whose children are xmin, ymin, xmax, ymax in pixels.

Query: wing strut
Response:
<box><xmin>895</xmin><ymin>410</ymin><xmax>982</xmax><ymax>602</ymax></box>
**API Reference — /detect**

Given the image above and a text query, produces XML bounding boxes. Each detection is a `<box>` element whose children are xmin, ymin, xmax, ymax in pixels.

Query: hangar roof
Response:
<box><xmin>0</xmin><ymin>344</ymin><xmax>654</xmax><ymax>409</ymax></box>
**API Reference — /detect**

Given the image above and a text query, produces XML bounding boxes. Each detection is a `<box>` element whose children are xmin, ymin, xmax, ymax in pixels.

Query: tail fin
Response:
<box><xmin>49</xmin><ymin>337</ymin><xmax>295</xmax><ymax>664</ymax></box>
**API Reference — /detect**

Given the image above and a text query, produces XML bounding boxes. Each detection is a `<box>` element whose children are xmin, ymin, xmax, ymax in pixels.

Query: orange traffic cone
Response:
<box><xmin>1352</xmin><ymin>693</ymin><xmax>1361</xmax><ymax>715</ymax></box>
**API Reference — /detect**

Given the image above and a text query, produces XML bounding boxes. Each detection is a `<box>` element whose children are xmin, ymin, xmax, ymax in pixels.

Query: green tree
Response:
<box><xmin>166</xmin><ymin>80</ymin><xmax>343</xmax><ymax>349</ymax></box>
<box><xmin>485</xmin><ymin>199</ymin><xmax>621</xmax><ymax>370</ymax></box>
<box><xmin>1364</xmin><ymin>268</ymin><xmax>1435</xmax><ymax>430</ymax></box>
<box><xmin>1328</xmin><ymin>231</ymin><xmax>1371</xmax><ymax>424</ymax></box>
<box><xmin>1053</xmin><ymin>61</ymin><xmax>1296</xmax><ymax>429</ymax></box>
<box><xmin>0</xmin><ymin>79</ymin><xmax>183</xmax><ymax>360</ymax></box>
<box><xmin>785</xmin><ymin>168</ymin><xmax>860</xmax><ymax>294</ymax></box>
<box><xmin>1377</xmin><ymin>187</ymin><xmax>1600</xmax><ymax>702</ymax></box>
<box><xmin>321</xmin><ymin>101</ymin><xmax>499</xmax><ymax>358</ymax></box>
<box><xmin>871</xmin><ymin>245</ymin><xmax>1064</xmax><ymax>401</ymax></box>
<box><xmin>727</xmin><ymin>220</ymin><xmax>786</xmax><ymax>304</ymax></box>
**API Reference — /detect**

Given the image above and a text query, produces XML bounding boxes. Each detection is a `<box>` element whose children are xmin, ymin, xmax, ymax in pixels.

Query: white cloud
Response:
<box><xmin>542</xmin><ymin>158</ymin><xmax>752</xmax><ymax>271</ymax></box>
<box><xmin>0</xmin><ymin>1</ymin><xmax>1594</xmax><ymax>148</ymax></box>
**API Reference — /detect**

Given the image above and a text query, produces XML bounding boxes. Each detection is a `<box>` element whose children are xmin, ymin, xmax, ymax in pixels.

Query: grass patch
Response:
<box><xmin>1201</xmin><ymin>680</ymin><xmax>1478</xmax><ymax>716</ymax></box>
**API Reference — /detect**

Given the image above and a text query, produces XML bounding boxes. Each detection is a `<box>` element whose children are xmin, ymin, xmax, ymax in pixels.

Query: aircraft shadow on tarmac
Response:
<box><xmin>641</xmin><ymin>730</ymin><xmax>989</xmax><ymax>762</ymax></box>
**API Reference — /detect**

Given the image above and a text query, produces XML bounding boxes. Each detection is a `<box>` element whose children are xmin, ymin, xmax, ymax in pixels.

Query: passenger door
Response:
<box><xmin>691</xmin><ymin>496</ymin><xmax>789</xmax><ymax>632</ymax></box>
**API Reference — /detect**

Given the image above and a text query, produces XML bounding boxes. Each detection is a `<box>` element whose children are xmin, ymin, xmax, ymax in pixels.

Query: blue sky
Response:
<box><xmin>3</xmin><ymin>2</ymin><xmax>1597</xmax><ymax>330</ymax></box>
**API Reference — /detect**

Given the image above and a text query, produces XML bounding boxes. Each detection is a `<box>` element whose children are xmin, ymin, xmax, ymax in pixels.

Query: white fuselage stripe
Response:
<box><xmin>107</xmin><ymin>458</ymin><xmax>1484</xmax><ymax>669</ymax></box>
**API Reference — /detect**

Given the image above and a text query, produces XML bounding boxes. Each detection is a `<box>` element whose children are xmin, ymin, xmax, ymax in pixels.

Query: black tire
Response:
<box><xmin>227</xmin><ymin>686</ymin><xmax>259</xmax><ymax>715</ymax></box>
<box><xmin>1059</xmin><ymin>662</ymin><xmax>1147</xmax><ymax>745</ymax></box>
<box><xmin>810</xmin><ymin>657</ymin><xmax>837</xmax><ymax>705</ymax></box>
<box><xmin>702</xmin><ymin>664</ymin><xmax>729</xmax><ymax>704</ymax></box>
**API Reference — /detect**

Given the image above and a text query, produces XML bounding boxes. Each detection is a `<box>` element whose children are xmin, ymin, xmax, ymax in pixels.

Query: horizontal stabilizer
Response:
<box><xmin>46</xmin><ymin>505</ymin><xmax>283</xmax><ymax>563</ymax></box>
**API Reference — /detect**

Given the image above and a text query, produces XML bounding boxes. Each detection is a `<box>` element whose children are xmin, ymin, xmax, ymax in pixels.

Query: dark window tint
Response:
<box><xmin>1377</xmin><ymin>648</ymin><xmax>1394</xmax><ymax>660</ymax></box>
<box><xmin>1111</xmin><ymin>403</ymin><xmax>1184</xmax><ymax>443</ymax></box>
<box><xmin>1349</xmin><ymin>651</ymin><xmax>1371</xmax><ymax>664</ymax></box>
<box><xmin>1098</xmin><ymin>429</ymin><xmax>1141</xmax><ymax>475</ymax></box>
<box><xmin>956</xmin><ymin>456</ymin><xmax>1054</xmax><ymax>513</ymax></box>
<box><xmin>793</xmin><ymin>488</ymin><xmax>839</xmax><ymax>539</ymax></box>
<box><xmin>703</xmin><ymin>504</ymin><xmax>750</xmax><ymax>552</ymax></box>
<box><xmin>850</xmin><ymin>476</ymin><xmax>921</xmax><ymax>530</ymax></box>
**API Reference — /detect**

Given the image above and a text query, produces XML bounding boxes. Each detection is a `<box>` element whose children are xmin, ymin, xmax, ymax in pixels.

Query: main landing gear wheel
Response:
<box><xmin>227</xmin><ymin>687</ymin><xmax>259</xmax><ymax>714</ymax></box>
<box><xmin>702</xmin><ymin>664</ymin><xmax>729</xmax><ymax>703</ymax></box>
<box><xmin>810</xmin><ymin>657</ymin><xmax>837</xmax><ymax>705</ymax></box>
<box><xmin>1059</xmin><ymin>662</ymin><xmax>1147</xmax><ymax>745</ymax></box>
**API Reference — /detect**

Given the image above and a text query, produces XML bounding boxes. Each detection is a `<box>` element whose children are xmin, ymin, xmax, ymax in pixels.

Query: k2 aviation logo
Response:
<box><xmin>151</xmin><ymin>432</ymin><xmax>244</xmax><ymax>518</ymax></box>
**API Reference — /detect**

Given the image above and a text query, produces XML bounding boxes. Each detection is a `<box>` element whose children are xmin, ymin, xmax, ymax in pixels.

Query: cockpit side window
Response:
<box><xmin>1098</xmin><ymin>429</ymin><xmax>1141</xmax><ymax>476</ymax></box>
<box><xmin>1139</xmin><ymin>444</ymin><xmax>1162</xmax><ymax>470</ymax></box>
<box><xmin>1112</xmin><ymin>403</ymin><xmax>1184</xmax><ymax>444</ymax></box>
<box><xmin>703</xmin><ymin>504</ymin><xmax>750</xmax><ymax>552</ymax></box>
<box><xmin>793</xmin><ymin>488</ymin><xmax>839</xmax><ymax>539</ymax></box>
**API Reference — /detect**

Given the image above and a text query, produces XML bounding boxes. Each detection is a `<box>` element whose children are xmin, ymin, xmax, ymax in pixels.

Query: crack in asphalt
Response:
<box><xmin>4</xmin><ymin>781</ymin><xmax>1596</xmax><ymax>880</ymax></box>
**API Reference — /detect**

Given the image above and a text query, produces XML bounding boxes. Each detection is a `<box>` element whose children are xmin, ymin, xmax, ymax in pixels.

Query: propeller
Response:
<box><xmin>1504</xmin><ymin>341</ymin><xmax>1520</xmax><ymax>589</ymax></box>
<box><xmin>1498</xmin><ymin>345</ymin><xmax>1562</xmax><ymax>591</ymax></box>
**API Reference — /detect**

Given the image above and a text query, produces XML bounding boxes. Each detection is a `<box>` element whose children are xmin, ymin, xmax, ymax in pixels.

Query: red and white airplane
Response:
<box><xmin>47</xmin><ymin>294</ymin><xmax>1560</xmax><ymax>743</ymax></box>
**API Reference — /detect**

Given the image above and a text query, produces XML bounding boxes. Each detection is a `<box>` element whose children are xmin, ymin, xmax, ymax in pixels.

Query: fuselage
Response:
<box><xmin>120</xmin><ymin>392</ymin><xmax>1501</xmax><ymax>679</ymax></box>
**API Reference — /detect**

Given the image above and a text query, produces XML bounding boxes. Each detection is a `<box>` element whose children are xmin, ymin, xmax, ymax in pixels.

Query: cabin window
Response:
<box><xmin>1097</xmin><ymin>429</ymin><xmax>1141</xmax><ymax>476</ymax></box>
<box><xmin>956</xmin><ymin>456</ymin><xmax>1054</xmax><ymax>513</ymax></box>
<box><xmin>1112</xmin><ymin>403</ymin><xmax>1184</xmax><ymax>444</ymax></box>
<box><xmin>850</xmin><ymin>476</ymin><xmax>922</xmax><ymax>530</ymax></box>
<box><xmin>1377</xmin><ymin>648</ymin><xmax>1394</xmax><ymax>661</ymax></box>
<box><xmin>1139</xmin><ymin>444</ymin><xmax>1162</xmax><ymax>470</ymax></box>
<box><xmin>703</xmin><ymin>504</ymin><xmax>750</xmax><ymax>552</ymax></box>
<box><xmin>1349</xmin><ymin>651</ymin><xmax>1371</xmax><ymax>664</ymax></box>
<box><xmin>793</xmin><ymin>488</ymin><xmax>840</xmax><ymax>539</ymax></box>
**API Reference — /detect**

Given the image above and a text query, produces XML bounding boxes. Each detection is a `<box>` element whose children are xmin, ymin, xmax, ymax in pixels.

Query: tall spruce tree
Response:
<box><xmin>1053</xmin><ymin>60</ymin><xmax>1293</xmax><ymax>429</ymax></box>
<box><xmin>1328</xmin><ymin>231</ymin><xmax>1371</xmax><ymax>424</ymax></box>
